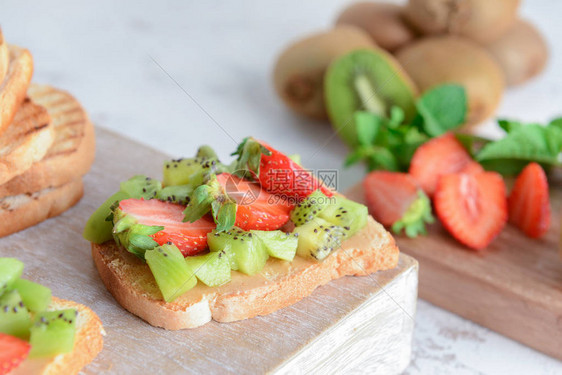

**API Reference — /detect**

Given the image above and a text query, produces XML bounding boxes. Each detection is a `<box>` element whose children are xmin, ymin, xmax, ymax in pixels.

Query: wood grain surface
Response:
<box><xmin>0</xmin><ymin>127</ymin><xmax>418</xmax><ymax>374</ymax></box>
<box><xmin>346</xmin><ymin>179</ymin><xmax>562</xmax><ymax>361</ymax></box>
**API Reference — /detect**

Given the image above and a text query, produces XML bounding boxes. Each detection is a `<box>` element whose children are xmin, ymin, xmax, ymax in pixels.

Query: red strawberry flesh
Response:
<box><xmin>118</xmin><ymin>199</ymin><xmax>215</xmax><ymax>256</ymax></box>
<box><xmin>0</xmin><ymin>333</ymin><xmax>30</xmax><ymax>375</ymax></box>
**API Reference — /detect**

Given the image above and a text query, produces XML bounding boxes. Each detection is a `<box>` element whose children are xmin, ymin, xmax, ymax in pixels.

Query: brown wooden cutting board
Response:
<box><xmin>0</xmin><ymin>127</ymin><xmax>419</xmax><ymax>374</ymax></box>
<box><xmin>346</xmin><ymin>180</ymin><xmax>562</xmax><ymax>361</ymax></box>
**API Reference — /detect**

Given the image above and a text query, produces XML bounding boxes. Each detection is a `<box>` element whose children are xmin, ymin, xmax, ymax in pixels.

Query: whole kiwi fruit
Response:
<box><xmin>273</xmin><ymin>26</ymin><xmax>376</xmax><ymax>120</ymax></box>
<box><xmin>404</xmin><ymin>0</ymin><xmax>521</xmax><ymax>44</ymax></box>
<box><xmin>324</xmin><ymin>48</ymin><xmax>418</xmax><ymax>146</ymax></box>
<box><xmin>396</xmin><ymin>36</ymin><xmax>504</xmax><ymax>125</ymax></box>
<box><xmin>485</xmin><ymin>20</ymin><xmax>549</xmax><ymax>87</ymax></box>
<box><xmin>335</xmin><ymin>2</ymin><xmax>417</xmax><ymax>52</ymax></box>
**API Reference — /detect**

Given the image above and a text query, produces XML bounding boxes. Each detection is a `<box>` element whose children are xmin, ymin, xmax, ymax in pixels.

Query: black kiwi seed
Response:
<box><xmin>294</xmin><ymin>233</ymin><xmax>299</xmax><ymax>237</ymax></box>
<box><xmin>314</xmin><ymin>229</ymin><xmax>318</xmax><ymax>233</ymax></box>
<box><xmin>58</xmin><ymin>313</ymin><xmax>63</xmax><ymax>318</ymax></box>
<box><xmin>13</xmin><ymin>307</ymin><xmax>18</xmax><ymax>313</ymax></box>
<box><xmin>3</xmin><ymin>306</ymin><xmax>8</xmax><ymax>313</ymax></box>
<box><xmin>142</xmin><ymin>188</ymin><xmax>146</xmax><ymax>193</ymax></box>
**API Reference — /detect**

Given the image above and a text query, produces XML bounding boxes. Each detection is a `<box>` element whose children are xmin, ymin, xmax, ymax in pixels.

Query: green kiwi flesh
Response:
<box><xmin>0</xmin><ymin>257</ymin><xmax>24</xmax><ymax>295</ymax></box>
<box><xmin>184</xmin><ymin>251</ymin><xmax>231</xmax><ymax>287</ymax></box>
<box><xmin>29</xmin><ymin>309</ymin><xmax>78</xmax><ymax>358</ymax></box>
<box><xmin>324</xmin><ymin>49</ymin><xmax>417</xmax><ymax>147</ymax></box>
<box><xmin>293</xmin><ymin>218</ymin><xmax>345</xmax><ymax>261</ymax></box>
<box><xmin>0</xmin><ymin>290</ymin><xmax>32</xmax><ymax>339</ymax></box>
<box><xmin>12</xmin><ymin>279</ymin><xmax>52</xmax><ymax>313</ymax></box>
<box><xmin>251</xmin><ymin>230</ymin><xmax>298</xmax><ymax>261</ymax></box>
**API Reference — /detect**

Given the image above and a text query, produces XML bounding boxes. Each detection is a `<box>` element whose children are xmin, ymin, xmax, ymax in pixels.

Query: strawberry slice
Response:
<box><xmin>434</xmin><ymin>171</ymin><xmax>508</xmax><ymax>250</ymax></box>
<box><xmin>233</xmin><ymin>138</ymin><xmax>333</xmax><ymax>201</ymax></box>
<box><xmin>0</xmin><ymin>334</ymin><xmax>30</xmax><ymax>375</ymax></box>
<box><xmin>118</xmin><ymin>198</ymin><xmax>216</xmax><ymax>256</ymax></box>
<box><xmin>508</xmin><ymin>162</ymin><xmax>551</xmax><ymax>238</ymax></box>
<box><xmin>217</xmin><ymin>173</ymin><xmax>292</xmax><ymax>231</ymax></box>
<box><xmin>363</xmin><ymin>171</ymin><xmax>434</xmax><ymax>237</ymax></box>
<box><xmin>409</xmin><ymin>133</ymin><xmax>476</xmax><ymax>196</ymax></box>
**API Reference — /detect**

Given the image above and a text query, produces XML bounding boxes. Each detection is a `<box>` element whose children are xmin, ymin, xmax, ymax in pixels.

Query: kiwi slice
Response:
<box><xmin>29</xmin><ymin>309</ymin><xmax>77</xmax><ymax>358</ymax></box>
<box><xmin>184</xmin><ymin>251</ymin><xmax>231</xmax><ymax>287</ymax></box>
<box><xmin>0</xmin><ymin>257</ymin><xmax>24</xmax><ymax>295</ymax></box>
<box><xmin>83</xmin><ymin>190</ymin><xmax>130</xmax><ymax>244</ymax></box>
<box><xmin>163</xmin><ymin>157</ymin><xmax>219</xmax><ymax>187</ymax></box>
<box><xmin>207</xmin><ymin>228</ymin><xmax>269</xmax><ymax>276</ymax></box>
<box><xmin>120</xmin><ymin>175</ymin><xmax>162</xmax><ymax>200</ymax></box>
<box><xmin>0</xmin><ymin>290</ymin><xmax>32</xmax><ymax>339</ymax></box>
<box><xmin>145</xmin><ymin>244</ymin><xmax>197</xmax><ymax>303</ymax></box>
<box><xmin>294</xmin><ymin>218</ymin><xmax>345</xmax><ymax>261</ymax></box>
<box><xmin>157</xmin><ymin>185</ymin><xmax>192</xmax><ymax>205</ymax></box>
<box><xmin>290</xmin><ymin>190</ymin><xmax>331</xmax><ymax>226</ymax></box>
<box><xmin>318</xmin><ymin>196</ymin><xmax>368</xmax><ymax>239</ymax></box>
<box><xmin>251</xmin><ymin>230</ymin><xmax>298</xmax><ymax>262</ymax></box>
<box><xmin>324</xmin><ymin>49</ymin><xmax>417</xmax><ymax>147</ymax></box>
<box><xmin>12</xmin><ymin>279</ymin><xmax>52</xmax><ymax>313</ymax></box>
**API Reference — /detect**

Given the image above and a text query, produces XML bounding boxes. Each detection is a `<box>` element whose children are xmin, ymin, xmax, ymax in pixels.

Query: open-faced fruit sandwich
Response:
<box><xmin>0</xmin><ymin>258</ymin><xmax>103</xmax><ymax>375</ymax></box>
<box><xmin>84</xmin><ymin>137</ymin><xmax>399</xmax><ymax>329</ymax></box>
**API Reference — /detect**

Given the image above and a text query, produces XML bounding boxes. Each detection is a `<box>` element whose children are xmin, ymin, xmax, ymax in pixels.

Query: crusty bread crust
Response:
<box><xmin>0</xmin><ymin>98</ymin><xmax>54</xmax><ymax>185</ymax></box>
<box><xmin>0</xmin><ymin>45</ymin><xmax>33</xmax><ymax>136</ymax></box>
<box><xmin>0</xmin><ymin>85</ymin><xmax>95</xmax><ymax>197</ymax></box>
<box><xmin>0</xmin><ymin>178</ymin><xmax>83</xmax><ymax>238</ymax></box>
<box><xmin>11</xmin><ymin>297</ymin><xmax>104</xmax><ymax>375</ymax></box>
<box><xmin>92</xmin><ymin>216</ymin><xmax>399</xmax><ymax>330</ymax></box>
<box><xmin>0</xmin><ymin>29</ymin><xmax>9</xmax><ymax>83</ymax></box>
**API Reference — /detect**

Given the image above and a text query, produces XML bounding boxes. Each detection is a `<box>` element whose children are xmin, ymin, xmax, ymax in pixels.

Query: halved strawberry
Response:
<box><xmin>508</xmin><ymin>162</ymin><xmax>551</xmax><ymax>238</ymax></box>
<box><xmin>409</xmin><ymin>133</ymin><xmax>476</xmax><ymax>196</ymax></box>
<box><xmin>217</xmin><ymin>173</ymin><xmax>292</xmax><ymax>231</ymax></box>
<box><xmin>233</xmin><ymin>137</ymin><xmax>333</xmax><ymax>201</ymax></box>
<box><xmin>0</xmin><ymin>333</ymin><xmax>30</xmax><ymax>375</ymax></box>
<box><xmin>434</xmin><ymin>171</ymin><xmax>508</xmax><ymax>250</ymax></box>
<box><xmin>363</xmin><ymin>171</ymin><xmax>434</xmax><ymax>237</ymax></box>
<box><xmin>118</xmin><ymin>198</ymin><xmax>216</xmax><ymax>256</ymax></box>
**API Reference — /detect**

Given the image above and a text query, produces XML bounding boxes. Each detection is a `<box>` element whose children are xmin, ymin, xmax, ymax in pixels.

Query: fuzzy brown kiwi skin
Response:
<box><xmin>273</xmin><ymin>26</ymin><xmax>376</xmax><ymax>120</ymax></box>
<box><xmin>395</xmin><ymin>35</ymin><xmax>504</xmax><ymax>126</ymax></box>
<box><xmin>484</xmin><ymin>20</ymin><xmax>549</xmax><ymax>87</ymax></box>
<box><xmin>404</xmin><ymin>0</ymin><xmax>521</xmax><ymax>44</ymax></box>
<box><xmin>335</xmin><ymin>2</ymin><xmax>417</xmax><ymax>52</ymax></box>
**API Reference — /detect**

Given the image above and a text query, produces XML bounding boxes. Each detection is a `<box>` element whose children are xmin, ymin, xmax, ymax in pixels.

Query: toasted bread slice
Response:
<box><xmin>11</xmin><ymin>297</ymin><xmax>104</xmax><ymax>375</ymax></box>
<box><xmin>92</xmin><ymin>216</ymin><xmax>399</xmax><ymax>330</ymax></box>
<box><xmin>0</xmin><ymin>85</ymin><xmax>95</xmax><ymax>197</ymax></box>
<box><xmin>0</xmin><ymin>44</ymin><xmax>33</xmax><ymax>135</ymax></box>
<box><xmin>0</xmin><ymin>178</ymin><xmax>83</xmax><ymax>238</ymax></box>
<box><xmin>0</xmin><ymin>98</ymin><xmax>54</xmax><ymax>185</ymax></box>
<box><xmin>0</xmin><ymin>28</ymin><xmax>9</xmax><ymax>83</ymax></box>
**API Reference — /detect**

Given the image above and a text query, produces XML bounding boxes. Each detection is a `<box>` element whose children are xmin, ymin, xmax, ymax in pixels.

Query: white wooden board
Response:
<box><xmin>0</xmin><ymin>128</ymin><xmax>418</xmax><ymax>374</ymax></box>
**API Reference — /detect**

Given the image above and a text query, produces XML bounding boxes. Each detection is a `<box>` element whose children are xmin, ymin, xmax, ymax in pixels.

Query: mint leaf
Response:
<box><xmin>549</xmin><ymin>117</ymin><xmax>562</xmax><ymax>129</ymax></box>
<box><xmin>416</xmin><ymin>84</ymin><xmax>467</xmax><ymax>137</ymax></box>
<box><xmin>214</xmin><ymin>202</ymin><xmax>237</xmax><ymax>232</ymax></box>
<box><xmin>498</xmin><ymin>119</ymin><xmax>524</xmax><ymax>133</ymax></box>
<box><xmin>355</xmin><ymin>111</ymin><xmax>381</xmax><ymax>146</ymax></box>
<box><xmin>366</xmin><ymin>148</ymin><xmax>399</xmax><ymax>171</ymax></box>
<box><xmin>455</xmin><ymin>133</ymin><xmax>492</xmax><ymax>157</ymax></box>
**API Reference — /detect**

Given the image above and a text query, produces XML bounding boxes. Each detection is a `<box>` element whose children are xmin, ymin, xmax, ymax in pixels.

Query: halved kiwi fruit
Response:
<box><xmin>396</xmin><ymin>36</ymin><xmax>504</xmax><ymax>126</ymax></box>
<box><xmin>335</xmin><ymin>2</ymin><xmax>417</xmax><ymax>52</ymax></box>
<box><xmin>324</xmin><ymin>48</ymin><xmax>418</xmax><ymax>146</ymax></box>
<box><xmin>484</xmin><ymin>19</ymin><xmax>548</xmax><ymax>87</ymax></box>
<box><xmin>404</xmin><ymin>0</ymin><xmax>521</xmax><ymax>44</ymax></box>
<box><xmin>273</xmin><ymin>26</ymin><xmax>376</xmax><ymax>120</ymax></box>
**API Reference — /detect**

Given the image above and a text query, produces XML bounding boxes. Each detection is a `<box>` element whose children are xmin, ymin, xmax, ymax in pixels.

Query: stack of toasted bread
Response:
<box><xmin>0</xmin><ymin>29</ymin><xmax>95</xmax><ymax>237</ymax></box>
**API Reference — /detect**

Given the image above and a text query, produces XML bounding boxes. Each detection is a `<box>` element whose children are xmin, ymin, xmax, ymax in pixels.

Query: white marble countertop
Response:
<box><xmin>2</xmin><ymin>0</ymin><xmax>562</xmax><ymax>373</ymax></box>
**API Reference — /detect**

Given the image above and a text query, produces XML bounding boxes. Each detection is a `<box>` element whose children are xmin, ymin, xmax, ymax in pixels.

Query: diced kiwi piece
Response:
<box><xmin>196</xmin><ymin>145</ymin><xmax>219</xmax><ymax>160</ymax></box>
<box><xmin>120</xmin><ymin>175</ymin><xmax>162</xmax><ymax>200</ymax></box>
<box><xmin>163</xmin><ymin>157</ymin><xmax>218</xmax><ymax>187</ymax></box>
<box><xmin>0</xmin><ymin>257</ymin><xmax>24</xmax><ymax>296</ymax></box>
<box><xmin>324</xmin><ymin>49</ymin><xmax>417</xmax><ymax>147</ymax></box>
<box><xmin>145</xmin><ymin>244</ymin><xmax>197</xmax><ymax>302</ymax></box>
<box><xmin>184</xmin><ymin>251</ymin><xmax>231</xmax><ymax>287</ymax></box>
<box><xmin>13</xmin><ymin>279</ymin><xmax>52</xmax><ymax>313</ymax></box>
<box><xmin>207</xmin><ymin>228</ymin><xmax>269</xmax><ymax>276</ymax></box>
<box><xmin>29</xmin><ymin>309</ymin><xmax>77</xmax><ymax>358</ymax></box>
<box><xmin>293</xmin><ymin>218</ymin><xmax>345</xmax><ymax>261</ymax></box>
<box><xmin>318</xmin><ymin>196</ymin><xmax>368</xmax><ymax>239</ymax></box>
<box><xmin>251</xmin><ymin>230</ymin><xmax>298</xmax><ymax>261</ymax></box>
<box><xmin>157</xmin><ymin>185</ymin><xmax>192</xmax><ymax>205</ymax></box>
<box><xmin>0</xmin><ymin>290</ymin><xmax>32</xmax><ymax>339</ymax></box>
<box><xmin>290</xmin><ymin>190</ymin><xmax>331</xmax><ymax>226</ymax></box>
<box><xmin>83</xmin><ymin>190</ymin><xmax>130</xmax><ymax>243</ymax></box>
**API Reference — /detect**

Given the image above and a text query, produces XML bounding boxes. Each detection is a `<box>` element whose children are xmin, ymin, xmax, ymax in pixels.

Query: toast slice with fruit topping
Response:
<box><xmin>86</xmin><ymin>139</ymin><xmax>399</xmax><ymax>329</ymax></box>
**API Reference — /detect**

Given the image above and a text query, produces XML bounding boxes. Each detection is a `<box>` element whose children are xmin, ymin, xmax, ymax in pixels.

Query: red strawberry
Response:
<box><xmin>118</xmin><ymin>198</ymin><xmax>216</xmax><ymax>256</ymax></box>
<box><xmin>234</xmin><ymin>138</ymin><xmax>333</xmax><ymax>201</ymax></box>
<box><xmin>363</xmin><ymin>171</ymin><xmax>434</xmax><ymax>237</ymax></box>
<box><xmin>434</xmin><ymin>171</ymin><xmax>508</xmax><ymax>250</ymax></box>
<box><xmin>409</xmin><ymin>133</ymin><xmax>476</xmax><ymax>196</ymax></box>
<box><xmin>217</xmin><ymin>173</ymin><xmax>292</xmax><ymax>231</ymax></box>
<box><xmin>508</xmin><ymin>162</ymin><xmax>551</xmax><ymax>238</ymax></box>
<box><xmin>0</xmin><ymin>334</ymin><xmax>30</xmax><ymax>375</ymax></box>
